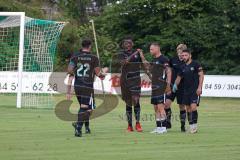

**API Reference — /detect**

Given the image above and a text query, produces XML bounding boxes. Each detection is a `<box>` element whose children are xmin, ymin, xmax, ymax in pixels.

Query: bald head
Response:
<box><xmin>150</xmin><ymin>42</ymin><xmax>161</xmax><ymax>57</ymax></box>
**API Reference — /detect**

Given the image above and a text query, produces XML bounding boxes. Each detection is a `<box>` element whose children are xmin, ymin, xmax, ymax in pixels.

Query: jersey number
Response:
<box><xmin>77</xmin><ymin>63</ymin><xmax>90</xmax><ymax>77</ymax></box>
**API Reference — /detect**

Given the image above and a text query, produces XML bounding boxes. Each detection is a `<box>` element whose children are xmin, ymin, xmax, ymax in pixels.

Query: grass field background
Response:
<box><xmin>0</xmin><ymin>95</ymin><xmax>240</xmax><ymax>160</ymax></box>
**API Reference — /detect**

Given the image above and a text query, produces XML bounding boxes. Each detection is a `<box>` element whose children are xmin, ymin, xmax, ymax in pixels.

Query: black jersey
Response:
<box><xmin>179</xmin><ymin>60</ymin><xmax>203</xmax><ymax>95</ymax></box>
<box><xmin>119</xmin><ymin>49</ymin><xmax>142</xmax><ymax>78</ymax></box>
<box><xmin>170</xmin><ymin>57</ymin><xmax>185</xmax><ymax>84</ymax></box>
<box><xmin>151</xmin><ymin>55</ymin><xmax>169</xmax><ymax>84</ymax></box>
<box><xmin>69</xmin><ymin>51</ymin><xmax>99</xmax><ymax>87</ymax></box>
<box><xmin>151</xmin><ymin>55</ymin><xmax>169</xmax><ymax>96</ymax></box>
<box><xmin>118</xmin><ymin>49</ymin><xmax>142</xmax><ymax>88</ymax></box>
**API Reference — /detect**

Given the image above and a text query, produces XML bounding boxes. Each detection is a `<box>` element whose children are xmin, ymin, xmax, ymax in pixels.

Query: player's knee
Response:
<box><xmin>179</xmin><ymin>105</ymin><xmax>185</xmax><ymax>111</ymax></box>
<box><xmin>158</xmin><ymin>104</ymin><xmax>165</xmax><ymax>112</ymax></box>
<box><xmin>191</xmin><ymin>104</ymin><xmax>197</xmax><ymax>111</ymax></box>
<box><xmin>164</xmin><ymin>99</ymin><xmax>171</xmax><ymax>109</ymax></box>
<box><xmin>132</xmin><ymin>96</ymin><xmax>140</xmax><ymax>106</ymax></box>
<box><xmin>186</xmin><ymin>106</ymin><xmax>191</xmax><ymax>112</ymax></box>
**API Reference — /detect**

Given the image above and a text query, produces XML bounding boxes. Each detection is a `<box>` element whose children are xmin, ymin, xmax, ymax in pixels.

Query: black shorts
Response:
<box><xmin>183</xmin><ymin>93</ymin><xmax>200</xmax><ymax>106</ymax></box>
<box><xmin>121</xmin><ymin>78</ymin><xmax>141</xmax><ymax>105</ymax></box>
<box><xmin>166</xmin><ymin>90</ymin><xmax>184</xmax><ymax>104</ymax></box>
<box><xmin>151</xmin><ymin>94</ymin><xmax>166</xmax><ymax>105</ymax></box>
<box><xmin>74</xmin><ymin>86</ymin><xmax>95</xmax><ymax>110</ymax></box>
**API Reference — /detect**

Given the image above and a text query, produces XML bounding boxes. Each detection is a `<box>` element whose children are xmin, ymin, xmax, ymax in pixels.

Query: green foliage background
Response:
<box><xmin>0</xmin><ymin>0</ymin><xmax>240</xmax><ymax>74</ymax></box>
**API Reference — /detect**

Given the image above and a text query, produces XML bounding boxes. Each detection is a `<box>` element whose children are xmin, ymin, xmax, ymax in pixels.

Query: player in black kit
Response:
<box><xmin>67</xmin><ymin>39</ymin><xmax>108</xmax><ymax>137</ymax></box>
<box><xmin>165</xmin><ymin>44</ymin><xmax>187</xmax><ymax>132</ymax></box>
<box><xmin>173</xmin><ymin>49</ymin><xmax>204</xmax><ymax>134</ymax></box>
<box><xmin>139</xmin><ymin>43</ymin><xmax>171</xmax><ymax>134</ymax></box>
<box><xmin>118</xmin><ymin>38</ymin><xmax>143</xmax><ymax>132</ymax></box>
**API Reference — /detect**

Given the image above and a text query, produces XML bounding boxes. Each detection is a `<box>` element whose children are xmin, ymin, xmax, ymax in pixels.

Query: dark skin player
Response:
<box><xmin>118</xmin><ymin>38</ymin><xmax>143</xmax><ymax>132</ymax></box>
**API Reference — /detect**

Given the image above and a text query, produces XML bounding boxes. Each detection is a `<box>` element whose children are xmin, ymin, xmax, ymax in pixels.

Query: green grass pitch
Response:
<box><xmin>0</xmin><ymin>95</ymin><xmax>240</xmax><ymax>160</ymax></box>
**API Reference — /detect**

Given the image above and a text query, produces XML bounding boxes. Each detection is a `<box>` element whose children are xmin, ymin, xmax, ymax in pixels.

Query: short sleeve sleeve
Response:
<box><xmin>195</xmin><ymin>61</ymin><xmax>203</xmax><ymax>72</ymax></box>
<box><xmin>163</xmin><ymin>57</ymin><xmax>170</xmax><ymax>68</ymax></box>
<box><xmin>118</xmin><ymin>51</ymin><xmax>127</xmax><ymax>61</ymax></box>
<box><xmin>68</xmin><ymin>55</ymin><xmax>77</xmax><ymax>68</ymax></box>
<box><xmin>169</xmin><ymin>58</ymin><xmax>173</xmax><ymax>68</ymax></box>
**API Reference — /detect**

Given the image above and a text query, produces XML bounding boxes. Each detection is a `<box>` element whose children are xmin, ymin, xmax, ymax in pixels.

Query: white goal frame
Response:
<box><xmin>0</xmin><ymin>12</ymin><xmax>25</xmax><ymax>108</ymax></box>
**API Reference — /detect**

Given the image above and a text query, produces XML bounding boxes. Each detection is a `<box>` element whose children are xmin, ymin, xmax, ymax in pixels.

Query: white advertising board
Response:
<box><xmin>0</xmin><ymin>72</ymin><xmax>239</xmax><ymax>98</ymax></box>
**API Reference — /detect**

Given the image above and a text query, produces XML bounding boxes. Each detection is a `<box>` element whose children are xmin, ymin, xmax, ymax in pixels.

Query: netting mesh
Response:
<box><xmin>0</xmin><ymin>15</ymin><xmax>66</xmax><ymax>108</ymax></box>
<box><xmin>0</xmin><ymin>16</ymin><xmax>20</xmax><ymax>71</ymax></box>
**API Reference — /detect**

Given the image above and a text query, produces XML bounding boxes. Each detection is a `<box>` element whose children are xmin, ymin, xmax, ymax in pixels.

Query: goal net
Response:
<box><xmin>0</xmin><ymin>12</ymin><xmax>66</xmax><ymax>108</ymax></box>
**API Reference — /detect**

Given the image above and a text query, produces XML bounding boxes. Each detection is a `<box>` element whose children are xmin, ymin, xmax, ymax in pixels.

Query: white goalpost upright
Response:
<box><xmin>0</xmin><ymin>12</ymin><xmax>66</xmax><ymax>108</ymax></box>
<box><xmin>16</xmin><ymin>12</ymin><xmax>25</xmax><ymax>109</ymax></box>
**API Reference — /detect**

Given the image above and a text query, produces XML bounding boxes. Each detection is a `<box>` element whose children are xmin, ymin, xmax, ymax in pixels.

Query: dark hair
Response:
<box><xmin>82</xmin><ymin>39</ymin><xmax>92</xmax><ymax>48</ymax></box>
<box><xmin>182</xmin><ymin>49</ymin><xmax>191</xmax><ymax>54</ymax></box>
<box><xmin>120</xmin><ymin>36</ymin><xmax>134</xmax><ymax>49</ymax></box>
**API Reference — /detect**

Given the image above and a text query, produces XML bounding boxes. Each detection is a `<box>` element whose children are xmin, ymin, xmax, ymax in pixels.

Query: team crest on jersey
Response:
<box><xmin>190</xmin><ymin>67</ymin><xmax>194</xmax><ymax>71</ymax></box>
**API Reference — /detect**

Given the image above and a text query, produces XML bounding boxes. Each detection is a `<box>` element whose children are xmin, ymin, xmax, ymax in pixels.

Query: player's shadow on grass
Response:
<box><xmin>55</xmin><ymin>94</ymin><xmax>119</xmax><ymax>121</ymax></box>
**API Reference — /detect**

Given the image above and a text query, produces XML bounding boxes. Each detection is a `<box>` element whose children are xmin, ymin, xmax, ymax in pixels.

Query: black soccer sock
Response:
<box><xmin>156</xmin><ymin>119</ymin><xmax>161</xmax><ymax>127</ymax></box>
<box><xmin>85</xmin><ymin>111</ymin><xmax>90</xmax><ymax>129</ymax></box>
<box><xmin>192</xmin><ymin>110</ymin><xmax>198</xmax><ymax>124</ymax></box>
<box><xmin>77</xmin><ymin>108</ymin><xmax>87</xmax><ymax>130</ymax></box>
<box><xmin>180</xmin><ymin>110</ymin><xmax>186</xmax><ymax>127</ymax></box>
<box><xmin>187</xmin><ymin>112</ymin><xmax>193</xmax><ymax>125</ymax></box>
<box><xmin>134</xmin><ymin>103</ymin><xmax>141</xmax><ymax>123</ymax></box>
<box><xmin>126</xmin><ymin>105</ymin><xmax>132</xmax><ymax>126</ymax></box>
<box><xmin>161</xmin><ymin>118</ymin><xmax>167</xmax><ymax>128</ymax></box>
<box><xmin>85</xmin><ymin>121</ymin><xmax>89</xmax><ymax>129</ymax></box>
<box><xmin>165</xmin><ymin>108</ymin><xmax>172</xmax><ymax>124</ymax></box>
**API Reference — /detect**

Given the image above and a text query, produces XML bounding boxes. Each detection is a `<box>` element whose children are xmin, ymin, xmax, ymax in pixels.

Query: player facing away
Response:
<box><xmin>139</xmin><ymin>43</ymin><xmax>172</xmax><ymax>134</ymax></box>
<box><xmin>67</xmin><ymin>39</ymin><xmax>107</xmax><ymax>137</ymax></box>
<box><xmin>165</xmin><ymin>44</ymin><xmax>188</xmax><ymax>132</ymax></box>
<box><xmin>118</xmin><ymin>38</ymin><xmax>143</xmax><ymax>132</ymax></box>
<box><xmin>173</xmin><ymin>49</ymin><xmax>204</xmax><ymax>134</ymax></box>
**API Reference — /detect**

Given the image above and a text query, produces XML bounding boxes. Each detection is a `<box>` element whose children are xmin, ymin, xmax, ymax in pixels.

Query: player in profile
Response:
<box><xmin>66</xmin><ymin>39</ymin><xmax>108</xmax><ymax>137</ymax></box>
<box><xmin>118</xmin><ymin>37</ymin><xmax>143</xmax><ymax>132</ymax></box>
<box><xmin>138</xmin><ymin>42</ymin><xmax>171</xmax><ymax>134</ymax></box>
<box><xmin>165</xmin><ymin>44</ymin><xmax>188</xmax><ymax>132</ymax></box>
<box><xmin>173</xmin><ymin>49</ymin><xmax>204</xmax><ymax>133</ymax></box>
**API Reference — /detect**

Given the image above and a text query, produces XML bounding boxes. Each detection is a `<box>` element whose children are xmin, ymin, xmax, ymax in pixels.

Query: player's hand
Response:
<box><xmin>102</xmin><ymin>67</ymin><xmax>109</xmax><ymax>73</ymax></box>
<box><xmin>196</xmin><ymin>88</ymin><xmax>202</xmax><ymax>96</ymax></box>
<box><xmin>172</xmin><ymin>83</ymin><xmax>178</xmax><ymax>93</ymax></box>
<box><xmin>66</xmin><ymin>93</ymin><xmax>72</xmax><ymax>100</ymax></box>
<box><xmin>137</xmin><ymin>49</ymin><xmax>144</xmax><ymax>58</ymax></box>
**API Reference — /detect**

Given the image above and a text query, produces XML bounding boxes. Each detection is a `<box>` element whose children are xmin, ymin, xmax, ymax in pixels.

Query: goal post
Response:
<box><xmin>0</xmin><ymin>12</ymin><xmax>66</xmax><ymax>108</ymax></box>
<box><xmin>18</xmin><ymin>12</ymin><xmax>25</xmax><ymax>108</ymax></box>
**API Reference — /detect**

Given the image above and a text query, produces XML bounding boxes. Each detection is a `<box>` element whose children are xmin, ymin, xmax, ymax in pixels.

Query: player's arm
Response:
<box><xmin>118</xmin><ymin>52</ymin><xmax>129</xmax><ymax>65</ymax></box>
<box><xmin>137</xmin><ymin>49</ymin><xmax>152</xmax><ymax>79</ymax></box>
<box><xmin>173</xmin><ymin>75</ymin><xmax>182</xmax><ymax>93</ymax></box>
<box><xmin>197</xmin><ymin>68</ymin><xmax>204</xmax><ymax>96</ymax></box>
<box><xmin>165</xmin><ymin>66</ymin><xmax>172</xmax><ymax>94</ymax></box>
<box><xmin>66</xmin><ymin>64</ymin><xmax>75</xmax><ymax>100</ymax></box>
<box><xmin>175</xmin><ymin>75</ymin><xmax>182</xmax><ymax>86</ymax></box>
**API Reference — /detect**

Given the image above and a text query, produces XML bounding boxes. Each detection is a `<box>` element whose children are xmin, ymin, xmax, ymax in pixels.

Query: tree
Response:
<box><xmin>96</xmin><ymin>0</ymin><xmax>240</xmax><ymax>75</ymax></box>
